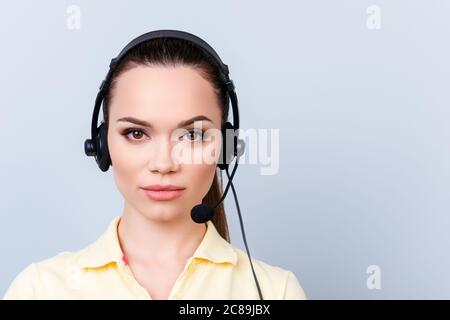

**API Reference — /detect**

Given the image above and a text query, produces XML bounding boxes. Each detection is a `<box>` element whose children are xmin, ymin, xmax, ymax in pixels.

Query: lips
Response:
<box><xmin>141</xmin><ymin>184</ymin><xmax>185</xmax><ymax>191</ymax></box>
<box><xmin>141</xmin><ymin>184</ymin><xmax>186</xmax><ymax>201</ymax></box>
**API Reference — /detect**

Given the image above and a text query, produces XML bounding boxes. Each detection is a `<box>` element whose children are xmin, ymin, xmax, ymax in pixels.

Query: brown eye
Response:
<box><xmin>181</xmin><ymin>130</ymin><xmax>204</xmax><ymax>142</ymax></box>
<box><xmin>131</xmin><ymin>130</ymin><xmax>144</xmax><ymax>140</ymax></box>
<box><xmin>122</xmin><ymin>128</ymin><xmax>147</xmax><ymax>142</ymax></box>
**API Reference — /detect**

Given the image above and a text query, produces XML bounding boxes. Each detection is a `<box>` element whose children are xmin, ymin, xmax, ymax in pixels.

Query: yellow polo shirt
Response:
<box><xmin>3</xmin><ymin>216</ymin><xmax>306</xmax><ymax>300</ymax></box>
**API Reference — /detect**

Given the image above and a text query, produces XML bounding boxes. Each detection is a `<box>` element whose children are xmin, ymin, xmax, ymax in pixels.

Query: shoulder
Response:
<box><xmin>2</xmin><ymin>249</ymin><xmax>86</xmax><ymax>300</ymax></box>
<box><xmin>3</xmin><ymin>217</ymin><xmax>120</xmax><ymax>299</ymax></box>
<box><xmin>230</xmin><ymin>245</ymin><xmax>307</xmax><ymax>300</ymax></box>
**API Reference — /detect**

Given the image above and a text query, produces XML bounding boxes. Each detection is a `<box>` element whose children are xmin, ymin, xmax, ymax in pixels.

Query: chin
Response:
<box><xmin>139</xmin><ymin>207</ymin><xmax>186</xmax><ymax>222</ymax></box>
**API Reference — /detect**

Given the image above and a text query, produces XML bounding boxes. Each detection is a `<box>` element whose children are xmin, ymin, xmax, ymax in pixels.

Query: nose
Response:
<box><xmin>147</xmin><ymin>136</ymin><xmax>180</xmax><ymax>174</ymax></box>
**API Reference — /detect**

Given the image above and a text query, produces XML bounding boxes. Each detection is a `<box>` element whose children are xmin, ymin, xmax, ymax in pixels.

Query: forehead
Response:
<box><xmin>108</xmin><ymin>65</ymin><xmax>222</xmax><ymax>127</ymax></box>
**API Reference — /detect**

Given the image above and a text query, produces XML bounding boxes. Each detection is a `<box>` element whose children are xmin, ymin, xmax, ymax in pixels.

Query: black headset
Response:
<box><xmin>84</xmin><ymin>29</ymin><xmax>244</xmax><ymax>172</ymax></box>
<box><xmin>84</xmin><ymin>29</ymin><xmax>263</xmax><ymax>300</ymax></box>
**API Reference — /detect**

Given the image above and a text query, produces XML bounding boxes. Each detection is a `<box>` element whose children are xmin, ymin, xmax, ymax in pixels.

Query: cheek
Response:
<box><xmin>202</xmin><ymin>138</ymin><xmax>222</xmax><ymax>164</ymax></box>
<box><xmin>108</xmin><ymin>133</ymin><xmax>142</xmax><ymax>194</ymax></box>
<box><xmin>185</xmin><ymin>163</ymin><xmax>217</xmax><ymax>198</ymax></box>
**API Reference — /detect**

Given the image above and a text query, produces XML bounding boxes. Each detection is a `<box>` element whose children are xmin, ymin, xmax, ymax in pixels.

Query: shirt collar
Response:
<box><xmin>77</xmin><ymin>215</ymin><xmax>237</xmax><ymax>269</ymax></box>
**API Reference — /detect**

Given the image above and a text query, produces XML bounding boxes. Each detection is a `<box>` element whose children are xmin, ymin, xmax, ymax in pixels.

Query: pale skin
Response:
<box><xmin>106</xmin><ymin>64</ymin><xmax>223</xmax><ymax>299</ymax></box>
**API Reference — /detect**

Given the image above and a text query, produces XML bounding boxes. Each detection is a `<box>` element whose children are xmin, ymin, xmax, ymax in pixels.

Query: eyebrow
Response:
<box><xmin>116</xmin><ymin>115</ymin><xmax>213</xmax><ymax>128</ymax></box>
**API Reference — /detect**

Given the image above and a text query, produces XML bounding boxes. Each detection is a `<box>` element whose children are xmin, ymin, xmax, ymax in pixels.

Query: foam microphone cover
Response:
<box><xmin>191</xmin><ymin>204</ymin><xmax>215</xmax><ymax>223</ymax></box>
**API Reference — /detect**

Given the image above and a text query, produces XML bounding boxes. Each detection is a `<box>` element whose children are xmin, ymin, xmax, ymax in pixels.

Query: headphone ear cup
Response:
<box><xmin>95</xmin><ymin>122</ymin><xmax>112</xmax><ymax>172</ymax></box>
<box><xmin>218</xmin><ymin>121</ymin><xmax>235</xmax><ymax>171</ymax></box>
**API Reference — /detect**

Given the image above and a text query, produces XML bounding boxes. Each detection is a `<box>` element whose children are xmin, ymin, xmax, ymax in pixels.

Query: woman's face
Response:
<box><xmin>107</xmin><ymin>65</ymin><xmax>223</xmax><ymax>222</ymax></box>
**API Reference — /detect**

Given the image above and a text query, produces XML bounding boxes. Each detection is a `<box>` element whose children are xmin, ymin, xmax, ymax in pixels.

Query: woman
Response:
<box><xmin>3</xmin><ymin>30</ymin><xmax>306</xmax><ymax>300</ymax></box>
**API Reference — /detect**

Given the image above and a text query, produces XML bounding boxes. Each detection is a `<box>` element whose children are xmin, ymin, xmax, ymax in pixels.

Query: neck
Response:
<box><xmin>117</xmin><ymin>202</ymin><xmax>207</xmax><ymax>266</ymax></box>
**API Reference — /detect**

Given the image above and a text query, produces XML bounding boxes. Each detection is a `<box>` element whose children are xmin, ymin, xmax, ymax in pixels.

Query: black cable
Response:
<box><xmin>226</xmin><ymin>160</ymin><xmax>264</xmax><ymax>300</ymax></box>
<box><xmin>213</xmin><ymin>157</ymin><xmax>239</xmax><ymax>209</ymax></box>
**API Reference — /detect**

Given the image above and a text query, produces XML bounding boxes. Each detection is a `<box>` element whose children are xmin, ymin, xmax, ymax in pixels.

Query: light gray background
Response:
<box><xmin>1</xmin><ymin>0</ymin><xmax>449</xmax><ymax>299</ymax></box>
